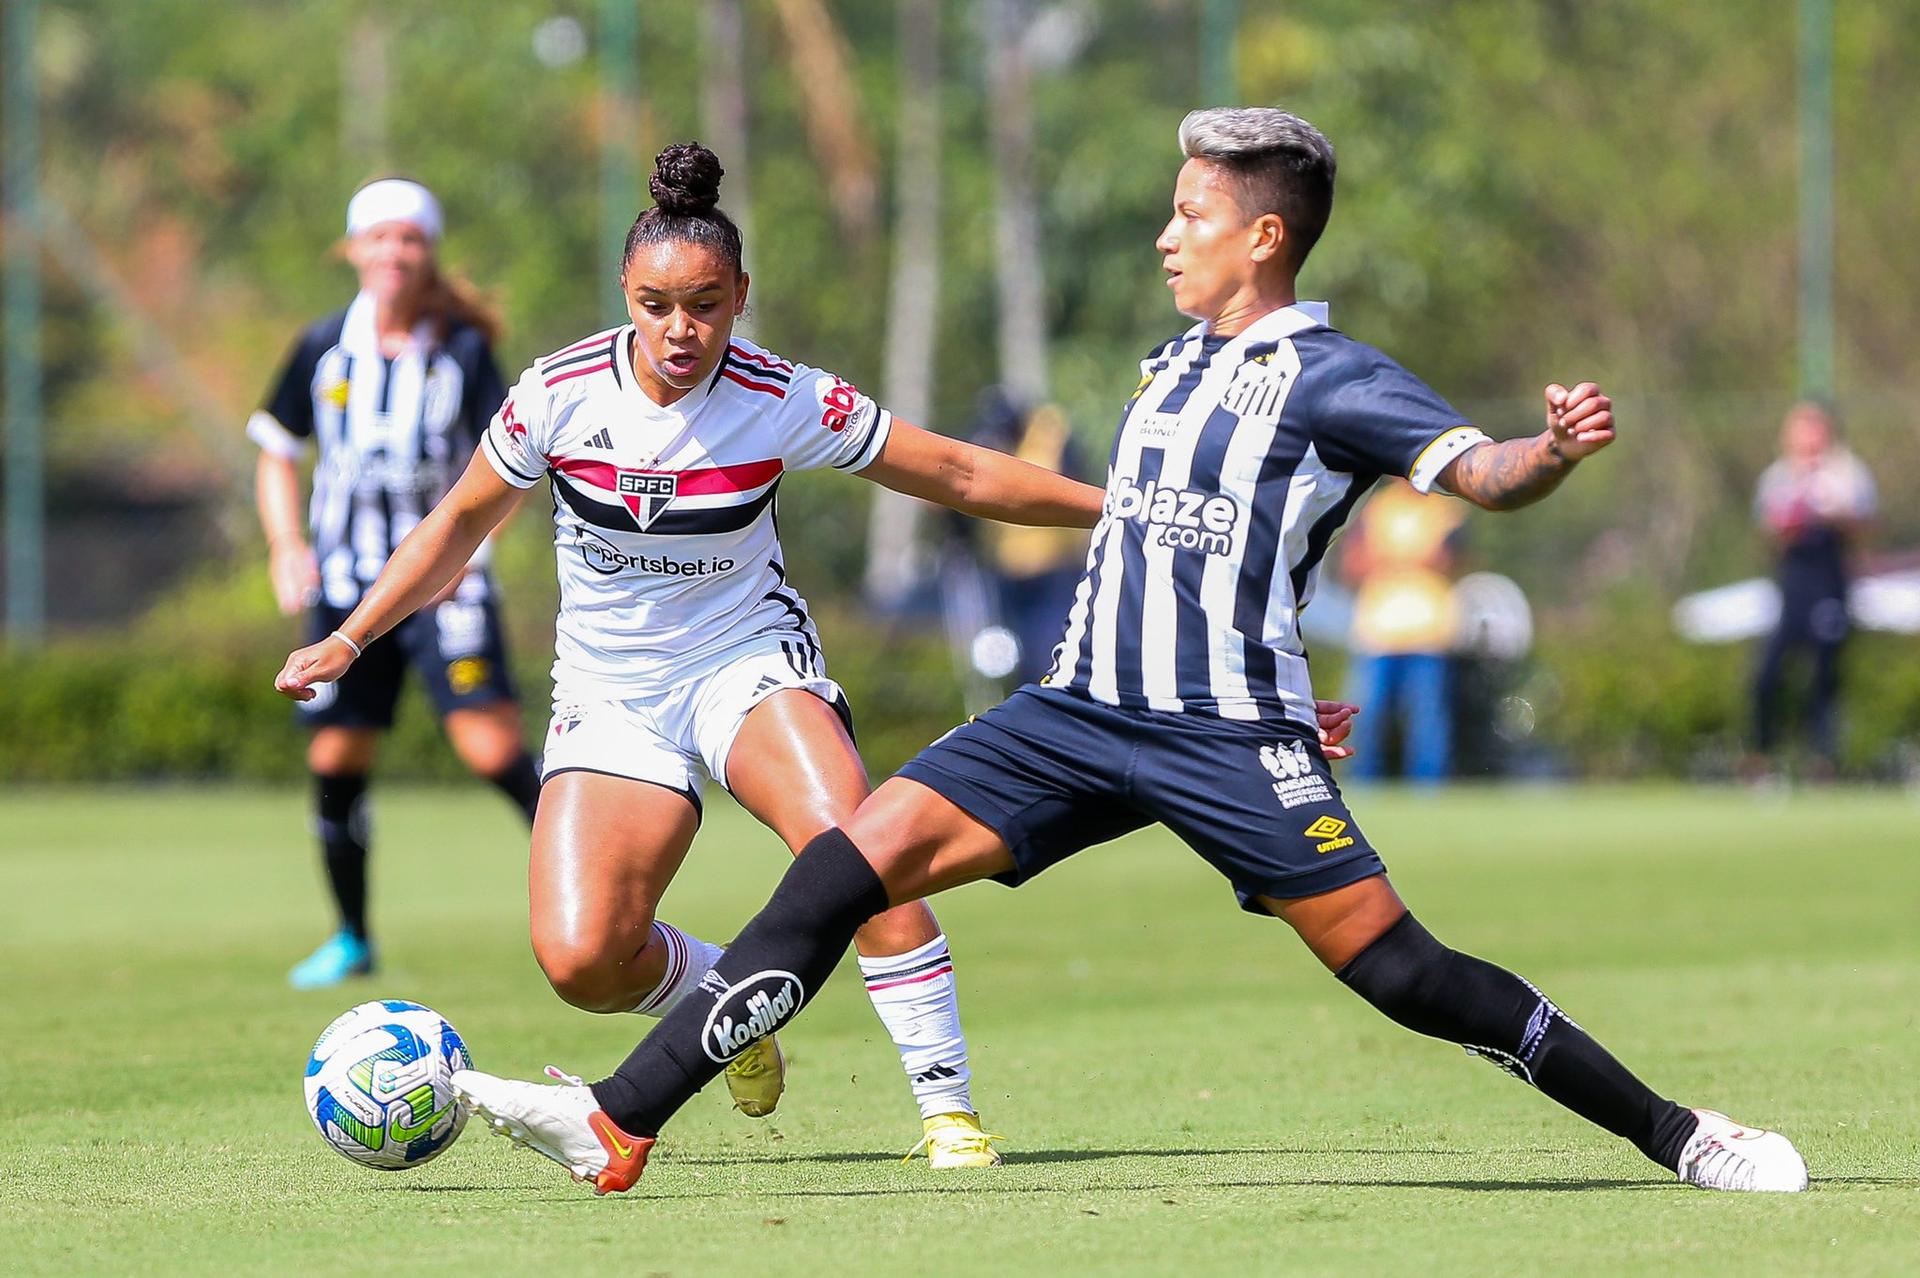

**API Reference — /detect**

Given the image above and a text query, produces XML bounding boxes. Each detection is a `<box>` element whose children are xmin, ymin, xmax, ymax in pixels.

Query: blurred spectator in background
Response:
<box><xmin>967</xmin><ymin>391</ymin><xmax>1090</xmax><ymax>684</ymax></box>
<box><xmin>1340</xmin><ymin>480</ymin><xmax>1467</xmax><ymax>784</ymax></box>
<box><xmin>1751</xmin><ymin>400</ymin><xmax>1876</xmax><ymax>774</ymax></box>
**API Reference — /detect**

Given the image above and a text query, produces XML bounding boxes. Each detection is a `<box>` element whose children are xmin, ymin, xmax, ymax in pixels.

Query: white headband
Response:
<box><xmin>345</xmin><ymin>179</ymin><xmax>443</xmax><ymax>241</ymax></box>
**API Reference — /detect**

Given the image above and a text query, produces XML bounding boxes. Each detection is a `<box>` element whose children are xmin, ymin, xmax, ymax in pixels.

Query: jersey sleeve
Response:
<box><xmin>773</xmin><ymin>363</ymin><xmax>895</xmax><ymax>473</ymax></box>
<box><xmin>1307</xmin><ymin>339</ymin><xmax>1488</xmax><ymax>494</ymax></box>
<box><xmin>478</xmin><ymin>366</ymin><xmax>553</xmax><ymax>489</ymax></box>
<box><xmin>452</xmin><ymin>330</ymin><xmax>510</xmax><ymax>452</ymax></box>
<box><xmin>247</xmin><ymin>329</ymin><xmax>324</xmax><ymax>458</ymax></box>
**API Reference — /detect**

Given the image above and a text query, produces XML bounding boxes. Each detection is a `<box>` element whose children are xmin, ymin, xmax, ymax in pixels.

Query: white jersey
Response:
<box><xmin>481</xmin><ymin>328</ymin><xmax>893</xmax><ymax>696</ymax></box>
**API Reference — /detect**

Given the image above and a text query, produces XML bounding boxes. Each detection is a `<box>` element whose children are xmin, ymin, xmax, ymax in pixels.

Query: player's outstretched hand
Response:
<box><xmin>275</xmin><ymin>637</ymin><xmax>355</xmax><ymax>701</ymax></box>
<box><xmin>1545</xmin><ymin>382</ymin><xmax>1615</xmax><ymax>461</ymax></box>
<box><xmin>1315</xmin><ymin>699</ymin><xmax>1360</xmax><ymax>761</ymax></box>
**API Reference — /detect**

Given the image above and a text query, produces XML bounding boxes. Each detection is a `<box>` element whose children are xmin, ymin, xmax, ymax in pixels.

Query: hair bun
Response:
<box><xmin>650</xmin><ymin>143</ymin><xmax>724</xmax><ymax>216</ymax></box>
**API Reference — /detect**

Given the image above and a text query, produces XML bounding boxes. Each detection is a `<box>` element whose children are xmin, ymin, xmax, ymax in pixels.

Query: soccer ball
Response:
<box><xmin>303</xmin><ymin>999</ymin><xmax>472</xmax><ymax>1170</ymax></box>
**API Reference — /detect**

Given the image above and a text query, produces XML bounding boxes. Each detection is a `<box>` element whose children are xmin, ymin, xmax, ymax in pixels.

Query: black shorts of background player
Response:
<box><xmin>466</xmin><ymin>110</ymin><xmax>1807</xmax><ymax>1196</ymax></box>
<box><xmin>250</xmin><ymin>179</ymin><xmax>542</xmax><ymax>987</ymax></box>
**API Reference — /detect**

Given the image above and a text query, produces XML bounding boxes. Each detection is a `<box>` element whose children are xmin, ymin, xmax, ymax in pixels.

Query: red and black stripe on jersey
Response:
<box><xmin>540</xmin><ymin>329</ymin><xmax>623</xmax><ymax>389</ymax></box>
<box><xmin>720</xmin><ymin>345</ymin><xmax>791</xmax><ymax>399</ymax></box>
<box><xmin>547</xmin><ymin>455</ymin><xmax>783</xmax><ymax>536</ymax></box>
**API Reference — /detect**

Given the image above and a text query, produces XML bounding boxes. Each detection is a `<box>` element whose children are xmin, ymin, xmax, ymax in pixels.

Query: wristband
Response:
<box><xmin>329</xmin><ymin>629</ymin><xmax>364</xmax><ymax>658</ymax></box>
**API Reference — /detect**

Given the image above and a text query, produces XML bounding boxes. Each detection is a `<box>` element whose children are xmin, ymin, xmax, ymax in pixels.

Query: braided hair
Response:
<box><xmin>621</xmin><ymin>142</ymin><xmax>743</xmax><ymax>276</ymax></box>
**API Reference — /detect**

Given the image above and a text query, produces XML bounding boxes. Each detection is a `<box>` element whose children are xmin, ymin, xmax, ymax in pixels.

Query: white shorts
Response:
<box><xmin>541</xmin><ymin>632</ymin><xmax>849</xmax><ymax>807</ymax></box>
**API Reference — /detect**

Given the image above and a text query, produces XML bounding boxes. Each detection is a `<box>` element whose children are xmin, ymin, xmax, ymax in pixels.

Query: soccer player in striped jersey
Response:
<box><xmin>451</xmin><ymin>111</ymin><xmax>1809</xmax><ymax>1197</ymax></box>
<box><xmin>279</xmin><ymin>142</ymin><xmax>1172</xmax><ymax>1166</ymax></box>
<box><xmin>253</xmin><ymin>178</ymin><xmax>543</xmax><ymax>990</ymax></box>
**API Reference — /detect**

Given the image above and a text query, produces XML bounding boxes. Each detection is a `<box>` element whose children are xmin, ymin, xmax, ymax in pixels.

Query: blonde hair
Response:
<box><xmin>420</xmin><ymin>263</ymin><xmax>502</xmax><ymax>345</ymax></box>
<box><xmin>342</xmin><ymin>172</ymin><xmax>504</xmax><ymax>344</ymax></box>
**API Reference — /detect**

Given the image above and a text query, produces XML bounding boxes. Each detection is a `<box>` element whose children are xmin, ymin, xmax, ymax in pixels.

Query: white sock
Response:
<box><xmin>857</xmin><ymin>932</ymin><xmax>975</xmax><ymax>1120</ymax></box>
<box><xmin>627</xmin><ymin>921</ymin><xmax>724</xmax><ymax>1017</ymax></box>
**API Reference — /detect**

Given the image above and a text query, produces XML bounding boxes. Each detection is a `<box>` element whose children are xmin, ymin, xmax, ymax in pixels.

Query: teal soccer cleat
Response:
<box><xmin>288</xmin><ymin>930</ymin><xmax>375</xmax><ymax>989</ymax></box>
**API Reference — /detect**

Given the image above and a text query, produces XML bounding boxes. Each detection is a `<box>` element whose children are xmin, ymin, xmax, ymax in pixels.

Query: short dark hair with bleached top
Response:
<box><xmin>1178</xmin><ymin>107</ymin><xmax>1337</xmax><ymax>270</ymax></box>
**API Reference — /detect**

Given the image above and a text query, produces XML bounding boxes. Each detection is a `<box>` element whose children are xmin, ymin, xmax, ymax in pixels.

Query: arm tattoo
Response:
<box><xmin>1439</xmin><ymin>433</ymin><xmax>1575</xmax><ymax>511</ymax></box>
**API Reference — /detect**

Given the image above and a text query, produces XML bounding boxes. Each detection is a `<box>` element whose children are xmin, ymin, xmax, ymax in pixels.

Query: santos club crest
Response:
<box><xmin>1259</xmin><ymin>739</ymin><xmax>1333</xmax><ymax>810</ymax></box>
<box><xmin>1259</xmin><ymin>740</ymin><xmax>1313</xmax><ymax>780</ymax></box>
<box><xmin>617</xmin><ymin>472</ymin><xmax>677</xmax><ymax>530</ymax></box>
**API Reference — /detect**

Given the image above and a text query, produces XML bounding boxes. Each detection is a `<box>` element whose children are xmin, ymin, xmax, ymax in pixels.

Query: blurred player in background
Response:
<box><xmin>1340</xmin><ymin>480</ymin><xmax>1466</xmax><ymax>783</ymax></box>
<box><xmin>454</xmin><ymin>109</ymin><xmax>1808</xmax><ymax>1199</ymax></box>
<box><xmin>1751</xmin><ymin>400</ymin><xmax>1876</xmax><ymax>776</ymax></box>
<box><xmin>251</xmin><ymin>179</ymin><xmax>541</xmax><ymax>989</ymax></box>
<box><xmin>970</xmin><ymin>394</ymin><xmax>1093</xmax><ymax>684</ymax></box>
<box><xmin>279</xmin><ymin>143</ymin><xmax>1140</xmax><ymax>1165</ymax></box>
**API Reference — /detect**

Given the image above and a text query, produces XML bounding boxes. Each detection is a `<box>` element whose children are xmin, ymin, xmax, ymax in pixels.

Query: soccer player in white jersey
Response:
<box><xmin>448</xmin><ymin>111</ymin><xmax>1810</xmax><ymax>1197</ymax></box>
<box><xmin>277</xmin><ymin>142</ymin><xmax>1134</xmax><ymax>1167</ymax></box>
<box><xmin>253</xmin><ymin>179</ymin><xmax>544</xmax><ymax>990</ymax></box>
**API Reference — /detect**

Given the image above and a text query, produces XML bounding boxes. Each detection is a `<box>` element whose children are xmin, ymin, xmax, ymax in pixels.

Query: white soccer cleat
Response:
<box><xmin>451</xmin><ymin>1066</ymin><xmax>654</xmax><ymax>1195</ymax></box>
<box><xmin>1675</xmin><ymin>1108</ymin><xmax>1808</xmax><ymax>1192</ymax></box>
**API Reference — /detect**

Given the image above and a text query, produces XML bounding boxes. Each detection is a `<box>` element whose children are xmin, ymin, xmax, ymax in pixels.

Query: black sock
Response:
<box><xmin>591</xmin><ymin>828</ymin><xmax>890</xmax><ymax>1135</ymax></box>
<box><xmin>315</xmin><ymin>773</ymin><xmax>370</xmax><ymax>940</ymax></box>
<box><xmin>1337</xmin><ymin>913</ymin><xmax>1698</xmax><ymax>1170</ymax></box>
<box><xmin>487</xmin><ymin>752</ymin><xmax>543</xmax><ymax>826</ymax></box>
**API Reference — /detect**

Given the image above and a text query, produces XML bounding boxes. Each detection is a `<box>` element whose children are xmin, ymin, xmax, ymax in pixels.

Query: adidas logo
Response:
<box><xmin>583</xmin><ymin>427</ymin><xmax>614</xmax><ymax>450</ymax></box>
<box><xmin>752</xmin><ymin>675</ymin><xmax>784</xmax><ymax>696</ymax></box>
<box><xmin>911</xmin><ymin>1064</ymin><xmax>961</xmax><ymax>1083</ymax></box>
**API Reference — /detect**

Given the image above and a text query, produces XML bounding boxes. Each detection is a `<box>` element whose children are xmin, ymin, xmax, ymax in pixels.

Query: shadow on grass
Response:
<box><xmin>638</xmin><ymin>1176</ymin><xmax>1665</xmax><ymax>1201</ymax></box>
<box><xmin>669</xmin><ymin>1147</ymin><xmax>1472</xmax><ymax>1168</ymax></box>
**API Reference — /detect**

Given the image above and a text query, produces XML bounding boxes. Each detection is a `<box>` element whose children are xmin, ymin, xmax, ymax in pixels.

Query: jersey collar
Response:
<box><xmin>1192</xmin><ymin>300</ymin><xmax>1327</xmax><ymax>345</ymax></box>
<box><xmin>618</xmin><ymin>324</ymin><xmax>719</xmax><ymax>418</ymax></box>
<box><xmin>1182</xmin><ymin>300</ymin><xmax>1327</xmax><ymax>366</ymax></box>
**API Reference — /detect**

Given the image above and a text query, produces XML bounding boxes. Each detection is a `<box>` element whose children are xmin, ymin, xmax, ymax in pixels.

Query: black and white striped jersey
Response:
<box><xmin>248</xmin><ymin>293</ymin><xmax>507</xmax><ymax>608</ymax></box>
<box><xmin>1045</xmin><ymin>302</ymin><xmax>1488</xmax><ymax>728</ymax></box>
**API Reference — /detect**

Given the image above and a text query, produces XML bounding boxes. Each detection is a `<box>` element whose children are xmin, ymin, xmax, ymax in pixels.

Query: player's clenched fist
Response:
<box><xmin>1545</xmin><ymin>382</ymin><xmax>1615</xmax><ymax>461</ymax></box>
<box><xmin>275</xmin><ymin>637</ymin><xmax>356</xmax><ymax>701</ymax></box>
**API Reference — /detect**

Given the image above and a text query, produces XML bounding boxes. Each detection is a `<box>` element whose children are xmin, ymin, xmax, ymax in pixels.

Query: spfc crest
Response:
<box><xmin>617</xmin><ymin>472</ymin><xmax>677</xmax><ymax>530</ymax></box>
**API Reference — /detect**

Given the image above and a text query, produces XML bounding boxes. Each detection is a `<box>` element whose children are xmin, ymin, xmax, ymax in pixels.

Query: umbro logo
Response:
<box><xmin>1304</xmin><ymin>815</ymin><xmax>1355</xmax><ymax>855</ymax></box>
<box><xmin>583</xmin><ymin>427</ymin><xmax>614</xmax><ymax>450</ymax></box>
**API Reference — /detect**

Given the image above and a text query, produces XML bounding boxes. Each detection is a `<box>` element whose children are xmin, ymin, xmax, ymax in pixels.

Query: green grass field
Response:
<box><xmin>2</xmin><ymin>785</ymin><xmax>1916</xmax><ymax>1275</ymax></box>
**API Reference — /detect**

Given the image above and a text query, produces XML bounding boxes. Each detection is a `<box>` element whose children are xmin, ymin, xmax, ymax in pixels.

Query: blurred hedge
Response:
<box><xmin>6</xmin><ymin>561</ymin><xmax>1917</xmax><ymax>784</ymax></box>
<box><xmin>0</xmin><ymin>560</ymin><xmax>967</xmax><ymax>786</ymax></box>
<box><xmin>1528</xmin><ymin>599</ymin><xmax>1920</xmax><ymax>781</ymax></box>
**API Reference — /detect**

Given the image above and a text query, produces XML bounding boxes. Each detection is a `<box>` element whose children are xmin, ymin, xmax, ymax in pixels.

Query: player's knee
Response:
<box><xmin>532</xmin><ymin>925</ymin><xmax>654</xmax><ymax>1014</ymax></box>
<box><xmin>537</xmin><ymin>949</ymin><xmax>634</xmax><ymax>1014</ymax></box>
<box><xmin>766</xmin><ymin>828</ymin><xmax>892</xmax><ymax>935</ymax></box>
<box><xmin>308</xmin><ymin>730</ymin><xmax>377</xmax><ymax>775</ymax></box>
<box><xmin>1335</xmin><ymin>912</ymin><xmax>1452</xmax><ymax>1023</ymax></box>
<box><xmin>452</xmin><ymin>734</ymin><xmax>521</xmax><ymax>778</ymax></box>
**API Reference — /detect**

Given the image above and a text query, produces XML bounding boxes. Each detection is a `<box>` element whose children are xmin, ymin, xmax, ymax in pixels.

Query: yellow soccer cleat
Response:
<box><xmin>904</xmin><ymin>1111</ymin><xmax>1005</xmax><ymax>1169</ymax></box>
<box><xmin>723</xmin><ymin>1033</ymin><xmax>786</xmax><ymax>1118</ymax></box>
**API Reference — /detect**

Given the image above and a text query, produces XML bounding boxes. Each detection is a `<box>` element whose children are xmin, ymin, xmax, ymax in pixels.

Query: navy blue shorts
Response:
<box><xmin>897</xmin><ymin>686</ymin><xmax>1384</xmax><ymax>912</ymax></box>
<box><xmin>298</xmin><ymin>593</ymin><xmax>518</xmax><ymax>731</ymax></box>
